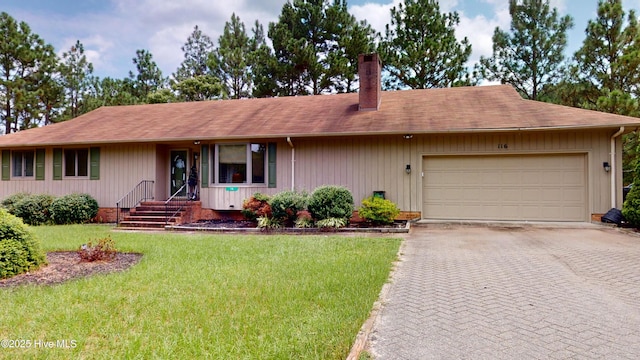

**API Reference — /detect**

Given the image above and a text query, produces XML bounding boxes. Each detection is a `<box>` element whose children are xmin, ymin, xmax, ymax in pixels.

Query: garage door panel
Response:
<box><xmin>423</xmin><ymin>154</ymin><xmax>586</xmax><ymax>221</ymax></box>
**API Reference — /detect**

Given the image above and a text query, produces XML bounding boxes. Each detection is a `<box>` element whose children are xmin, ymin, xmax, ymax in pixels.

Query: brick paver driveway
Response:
<box><xmin>368</xmin><ymin>225</ymin><xmax>640</xmax><ymax>360</ymax></box>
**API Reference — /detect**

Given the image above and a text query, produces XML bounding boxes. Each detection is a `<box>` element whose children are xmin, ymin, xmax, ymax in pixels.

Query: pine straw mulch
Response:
<box><xmin>0</xmin><ymin>251</ymin><xmax>142</xmax><ymax>288</ymax></box>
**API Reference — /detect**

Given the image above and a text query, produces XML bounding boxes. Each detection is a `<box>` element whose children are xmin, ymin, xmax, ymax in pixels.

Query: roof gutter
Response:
<box><xmin>611</xmin><ymin>127</ymin><xmax>625</xmax><ymax>209</ymax></box>
<box><xmin>287</xmin><ymin>137</ymin><xmax>295</xmax><ymax>191</ymax></box>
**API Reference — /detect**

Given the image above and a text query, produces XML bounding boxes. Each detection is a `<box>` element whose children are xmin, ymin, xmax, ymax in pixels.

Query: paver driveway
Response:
<box><xmin>368</xmin><ymin>225</ymin><xmax>640</xmax><ymax>360</ymax></box>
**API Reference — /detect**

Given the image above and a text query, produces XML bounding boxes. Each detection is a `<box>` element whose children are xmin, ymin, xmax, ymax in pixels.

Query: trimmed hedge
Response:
<box><xmin>50</xmin><ymin>193</ymin><xmax>99</xmax><ymax>225</ymax></box>
<box><xmin>0</xmin><ymin>209</ymin><xmax>46</xmax><ymax>279</ymax></box>
<box><xmin>1</xmin><ymin>192</ymin><xmax>30</xmax><ymax>215</ymax></box>
<box><xmin>13</xmin><ymin>194</ymin><xmax>55</xmax><ymax>226</ymax></box>
<box><xmin>307</xmin><ymin>185</ymin><xmax>354</xmax><ymax>223</ymax></box>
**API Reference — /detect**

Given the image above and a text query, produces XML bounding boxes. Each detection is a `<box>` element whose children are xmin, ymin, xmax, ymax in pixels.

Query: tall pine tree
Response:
<box><xmin>378</xmin><ymin>0</ymin><xmax>472</xmax><ymax>89</ymax></box>
<box><xmin>478</xmin><ymin>0</ymin><xmax>573</xmax><ymax>100</ymax></box>
<box><xmin>58</xmin><ymin>40</ymin><xmax>94</xmax><ymax>119</ymax></box>
<box><xmin>0</xmin><ymin>12</ymin><xmax>59</xmax><ymax>133</ymax></box>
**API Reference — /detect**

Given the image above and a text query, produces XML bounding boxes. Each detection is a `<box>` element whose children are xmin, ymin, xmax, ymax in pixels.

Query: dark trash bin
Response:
<box><xmin>601</xmin><ymin>208</ymin><xmax>623</xmax><ymax>226</ymax></box>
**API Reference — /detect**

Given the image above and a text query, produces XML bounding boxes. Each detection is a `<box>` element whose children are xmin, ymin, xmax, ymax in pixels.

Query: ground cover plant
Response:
<box><xmin>0</xmin><ymin>225</ymin><xmax>400</xmax><ymax>359</ymax></box>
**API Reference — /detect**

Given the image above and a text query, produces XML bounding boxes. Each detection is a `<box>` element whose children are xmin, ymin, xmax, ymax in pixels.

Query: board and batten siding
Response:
<box><xmin>293</xmin><ymin>136</ymin><xmax>414</xmax><ymax>211</ymax></box>
<box><xmin>0</xmin><ymin>144</ymin><xmax>156</xmax><ymax>207</ymax></box>
<box><xmin>290</xmin><ymin>130</ymin><xmax>619</xmax><ymax>216</ymax></box>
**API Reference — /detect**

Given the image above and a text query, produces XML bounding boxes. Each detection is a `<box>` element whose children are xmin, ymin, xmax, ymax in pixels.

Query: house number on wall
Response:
<box><xmin>498</xmin><ymin>144</ymin><xmax>509</xmax><ymax>149</ymax></box>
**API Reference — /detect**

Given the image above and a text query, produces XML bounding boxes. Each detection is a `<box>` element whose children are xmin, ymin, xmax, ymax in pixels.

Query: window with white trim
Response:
<box><xmin>64</xmin><ymin>149</ymin><xmax>89</xmax><ymax>177</ymax></box>
<box><xmin>215</xmin><ymin>143</ymin><xmax>266</xmax><ymax>184</ymax></box>
<box><xmin>12</xmin><ymin>150</ymin><xmax>35</xmax><ymax>177</ymax></box>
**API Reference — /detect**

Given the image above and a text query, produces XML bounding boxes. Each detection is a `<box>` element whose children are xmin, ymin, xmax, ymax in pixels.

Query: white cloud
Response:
<box><xmin>455</xmin><ymin>4</ymin><xmax>511</xmax><ymax>64</ymax></box>
<box><xmin>350</xmin><ymin>0</ymin><xmax>399</xmax><ymax>35</ymax></box>
<box><xmin>105</xmin><ymin>0</ymin><xmax>284</xmax><ymax>78</ymax></box>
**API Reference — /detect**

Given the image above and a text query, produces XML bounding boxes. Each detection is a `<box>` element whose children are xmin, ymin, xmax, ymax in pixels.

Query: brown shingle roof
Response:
<box><xmin>1</xmin><ymin>85</ymin><xmax>639</xmax><ymax>147</ymax></box>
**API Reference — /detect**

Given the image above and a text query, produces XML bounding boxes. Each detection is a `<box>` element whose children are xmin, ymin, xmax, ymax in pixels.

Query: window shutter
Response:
<box><xmin>53</xmin><ymin>148</ymin><xmax>62</xmax><ymax>180</ymax></box>
<box><xmin>35</xmin><ymin>148</ymin><xmax>45</xmax><ymax>180</ymax></box>
<box><xmin>1</xmin><ymin>150</ymin><xmax>9</xmax><ymax>181</ymax></box>
<box><xmin>200</xmin><ymin>145</ymin><xmax>209</xmax><ymax>188</ymax></box>
<box><xmin>90</xmin><ymin>147</ymin><xmax>100</xmax><ymax>180</ymax></box>
<box><xmin>268</xmin><ymin>143</ymin><xmax>277</xmax><ymax>188</ymax></box>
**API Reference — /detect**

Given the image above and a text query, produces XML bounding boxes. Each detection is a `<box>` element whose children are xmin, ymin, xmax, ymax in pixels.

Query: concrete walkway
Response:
<box><xmin>367</xmin><ymin>224</ymin><xmax>640</xmax><ymax>359</ymax></box>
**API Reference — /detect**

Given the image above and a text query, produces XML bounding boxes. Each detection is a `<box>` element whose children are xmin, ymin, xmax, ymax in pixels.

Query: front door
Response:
<box><xmin>170</xmin><ymin>150</ymin><xmax>188</xmax><ymax>197</ymax></box>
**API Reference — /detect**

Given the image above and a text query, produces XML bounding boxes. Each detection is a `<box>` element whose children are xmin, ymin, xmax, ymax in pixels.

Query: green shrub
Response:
<box><xmin>241</xmin><ymin>193</ymin><xmax>272</xmax><ymax>221</ymax></box>
<box><xmin>359</xmin><ymin>196</ymin><xmax>400</xmax><ymax>225</ymax></box>
<box><xmin>623</xmin><ymin>184</ymin><xmax>640</xmax><ymax>227</ymax></box>
<box><xmin>0</xmin><ymin>209</ymin><xmax>46</xmax><ymax>279</ymax></box>
<box><xmin>269</xmin><ymin>190</ymin><xmax>308</xmax><ymax>226</ymax></box>
<box><xmin>50</xmin><ymin>193</ymin><xmax>99</xmax><ymax>225</ymax></box>
<box><xmin>307</xmin><ymin>185</ymin><xmax>354</xmax><ymax>223</ymax></box>
<box><xmin>1</xmin><ymin>192</ymin><xmax>30</xmax><ymax>214</ymax></box>
<box><xmin>13</xmin><ymin>194</ymin><xmax>55</xmax><ymax>226</ymax></box>
<box><xmin>78</xmin><ymin>237</ymin><xmax>117</xmax><ymax>262</ymax></box>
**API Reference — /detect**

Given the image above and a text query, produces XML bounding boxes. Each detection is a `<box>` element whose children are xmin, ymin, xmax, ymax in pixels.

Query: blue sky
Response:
<box><xmin>3</xmin><ymin>0</ymin><xmax>640</xmax><ymax>80</ymax></box>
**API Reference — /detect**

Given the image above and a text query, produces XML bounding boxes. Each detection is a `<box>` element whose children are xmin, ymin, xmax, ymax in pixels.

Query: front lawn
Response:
<box><xmin>0</xmin><ymin>225</ymin><xmax>401</xmax><ymax>359</ymax></box>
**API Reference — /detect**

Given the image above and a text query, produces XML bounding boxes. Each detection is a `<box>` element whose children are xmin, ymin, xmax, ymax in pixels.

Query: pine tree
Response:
<box><xmin>378</xmin><ymin>0</ymin><xmax>472</xmax><ymax>89</ymax></box>
<box><xmin>173</xmin><ymin>25</ymin><xmax>214</xmax><ymax>82</ymax></box>
<box><xmin>267</xmin><ymin>0</ymin><xmax>375</xmax><ymax>95</ymax></box>
<box><xmin>211</xmin><ymin>13</ymin><xmax>254</xmax><ymax>99</ymax></box>
<box><xmin>478</xmin><ymin>0</ymin><xmax>573</xmax><ymax>100</ymax></box>
<box><xmin>129</xmin><ymin>49</ymin><xmax>166</xmax><ymax>101</ymax></box>
<box><xmin>0</xmin><ymin>12</ymin><xmax>59</xmax><ymax>133</ymax></box>
<box><xmin>58</xmin><ymin>40</ymin><xmax>94</xmax><ymax>119</ymax></box>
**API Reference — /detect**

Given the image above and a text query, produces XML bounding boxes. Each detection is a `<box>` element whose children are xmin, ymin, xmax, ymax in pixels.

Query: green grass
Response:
<box><xmin>0</xmin><ymin>225</ymin><xmax>401</xmax><ymax>359</ymax></box>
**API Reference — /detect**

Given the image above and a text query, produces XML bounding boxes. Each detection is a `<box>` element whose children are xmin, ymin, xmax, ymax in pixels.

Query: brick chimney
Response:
<box><xmin>358</xmin><ymin>53</ymin><xmax>382</xmax><ymax>111</ymax></box>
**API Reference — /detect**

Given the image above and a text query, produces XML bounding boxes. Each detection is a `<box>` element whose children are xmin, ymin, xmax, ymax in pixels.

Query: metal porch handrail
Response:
<box><xmin>165</xmin><ymin>183</ymin><xmax>190</xmax><ymax>225</ymax></box>
<box><xmin>116</xmin><ymin>180</ymin><xmax>154</xmax><ymax>224</ymax></box>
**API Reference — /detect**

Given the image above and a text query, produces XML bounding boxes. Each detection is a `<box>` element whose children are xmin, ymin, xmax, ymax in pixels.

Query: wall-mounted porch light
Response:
<box><xmin>403</xmin><ymin>134</ymin><xmax>413</xmax><ymax>139</ymax></box>
<box><xmin>405</xmin><ymin>164</ymin><xmax>411</xmax><ymax>174</ymax></box>
<box><xmin>193</xmin><ymin>140</ymin><xmax>201</xmax><ymax>145</ymax></box>
<box><xmin>603</xmin><ymin>161</ymin><xmax>611</xmax><ymax>172</ymax></box>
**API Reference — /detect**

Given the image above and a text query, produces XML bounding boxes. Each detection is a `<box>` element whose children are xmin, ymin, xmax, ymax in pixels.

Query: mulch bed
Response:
<box><xmin>0</xmin><ymin>251</ymin><xmax>142</xmax><ymax>288</ymax></box>
<box><xmin>182</xmin><ymin>219</ymin><xmax>407</xmax><ymax>230</ymax></box>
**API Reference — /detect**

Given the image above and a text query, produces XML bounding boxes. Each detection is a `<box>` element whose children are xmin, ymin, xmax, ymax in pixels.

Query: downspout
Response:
<box><xmin>287</xmin><ymin>137</ymin><xmax>295</xmax><ymax>191</ymax></box>
<box><xmin>611</xmin><ymin>127</ymin><xmax>624</xmax><ymax>209</ymax></box>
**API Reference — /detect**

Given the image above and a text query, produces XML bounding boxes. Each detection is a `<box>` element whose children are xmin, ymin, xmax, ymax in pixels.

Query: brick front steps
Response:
<box><xmin>117</xmin><ymin>201</ymin><xmax>199</xmax><ymax>229</ymax></box>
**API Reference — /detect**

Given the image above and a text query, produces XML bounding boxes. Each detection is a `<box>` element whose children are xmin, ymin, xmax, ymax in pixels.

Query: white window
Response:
<box><xmin>13</xmin><ymin>150</ymin><xmax>34</xmax><ymax>177</ymax></box>
<box><xmin>215</xmin><ymin>143</ymin><xmax>265</xmax><ymax>184</ymax></box>
<box><xmin>64</xmin><ymin>149</ymin><xmax>89</xmax><ymax>177</ymax></box>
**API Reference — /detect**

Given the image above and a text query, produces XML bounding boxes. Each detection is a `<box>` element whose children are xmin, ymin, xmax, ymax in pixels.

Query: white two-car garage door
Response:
<box><xmin>422</xmin><ymin>154</ymin><xmax>587</xmax><ymax>221</ymax></box>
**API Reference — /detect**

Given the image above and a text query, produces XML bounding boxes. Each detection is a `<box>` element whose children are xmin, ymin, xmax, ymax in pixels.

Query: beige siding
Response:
<box><xmin>1</xmin><ymin>144</ymin><xmax>156</xmax><ymax>207</ymax></box>
<box><xmin>286</xmin><ymin>130</ymin><xmax>615</xmax><ymax>216</ymax></box>
<box><xmin>294</xmin><ymin>136</ymin><xmax>414</xmax><ymax>210</ymax></box>
<box><xmin>1</xmin><ymin>130</ymin><xmax>619</xmax><ymax>217</ymax></box>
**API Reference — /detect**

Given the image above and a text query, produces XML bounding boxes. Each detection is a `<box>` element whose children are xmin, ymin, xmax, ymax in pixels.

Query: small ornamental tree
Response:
<box><xmin>0</xmin><ymin>208</ymin><xmax>46</xmax><ymax>279</ymax></box>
